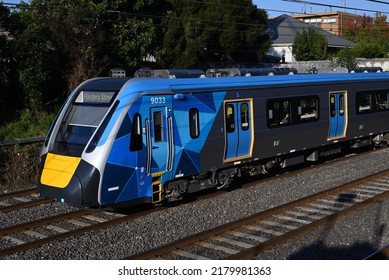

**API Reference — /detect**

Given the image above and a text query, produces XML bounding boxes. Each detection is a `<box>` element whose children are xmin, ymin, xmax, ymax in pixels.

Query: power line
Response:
<box><xmin>1</xmin><ymin>2</ymin><xmax>19</xmax><ymax>6</ymax></box>
<box><xmin>367</xmin><ymin>0</ymin><xmax>389</xmax><ymax>4</ymax></box>
<box><xmin>1</xmin><ymin>1</ymin><xmax>388</xmax><ymax>37</ymax></box>
<box><xmin>282</xmin><ymin>0</ymin><xmax>385</xmax><ymax>14</ymax></box>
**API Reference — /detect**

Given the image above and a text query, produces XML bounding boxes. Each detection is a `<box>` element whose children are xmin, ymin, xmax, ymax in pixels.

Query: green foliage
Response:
<box><xmin>0</xmin><ymin>5</ymin><xmax>11</xmax><ymax>88</ymax></box>
<box><xmin>26</xmin><ymin>0</ymin><xmax>110</xmax><ymax>90</ymax></box>
<box><xmin>158</xmin><ymin>0</ymin><xmax>270</xmax><ymax>68</ymax></box>
<box><xmin>292</xmin><ymin>27</ymin><xmax>328</xmax><ymax>61</ymax></box>
<box><xmin>344</xmin><ymin>15</ymin><xmax>389</xmax><ymax>58</ymax></box>
<box><xmin>113</xmin><ymin>17</ymin><xmax>156</xmax><ymax>67</ymax></box>
<box><xmin>0</xmin><ymin>4</ymin><xmax>20</xmax><ymax>122</ymax></box>
<box><xmin>16</xmin><ymin>7</ymin><xmax>54</xmax><ymax>110</ymax></box>
<box><xmin>0</xmin><ymin>109</ymin><xmax>56</xmax><ymax>141</ymax></box>
<box><xmin>353</xmin><ymin>39</ymin><xmax>386</xmax><ymax>58</ymax></box>
<box><xmin>329</xmin><ymin>48</ymin><xmax>358</xmax><ymax>69</ymax></box>
<box><xmin>1</xmin><ymin>0</ymin><xmax>271</xmax><ymax>140</ymax></box>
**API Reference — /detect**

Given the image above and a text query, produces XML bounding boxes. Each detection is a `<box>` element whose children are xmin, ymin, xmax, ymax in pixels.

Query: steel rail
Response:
<box><xmin>0</xmin><ymin>206</ymin><xmax>165</xmax><ymax>258</ymax></box>
<box><xmin>228</xmin><ymin>189</ymin><xmax>389</xmax><ymax>259</ymax></box>
<box><xmin>0</xmin><ymin>198</ymin><xmax>55</xmax><ymax>213</ymax></box>
<box><xmin>0</xmin><ymin>209</ymin><xmax>90</xmax><ymax>237</ymax></box>
<box><xmin>0</xmin><ymin>148</ymin><xmax>386</xmax><ymax>259</ymax></box>
<box><xmin>0</xmin><ymin>188</ymin><xmax>37</xmax><ymax>201</ymax></box>
<box><xmin>128</xmin><ymin>169</ymin><xmax>389</xmax><ymax>260</ymax></box>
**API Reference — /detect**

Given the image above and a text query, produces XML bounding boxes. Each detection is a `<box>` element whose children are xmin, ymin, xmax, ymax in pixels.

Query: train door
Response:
<box><xmin>224</xmin><ymin>99</ymin><xmax>254</xmax><ymax>162</ymax></box>
<box><xmin>328</xmin><ymin>91</ymin><xmax>348</xmax><ymax>140</ymax></box>
<box><xmin>146</xmin><ymin>106</ymin><xmax>174</xmax><ymax>173</ymax></box>
<box><xmin>145</xmin><ymin>101</ymin><xmax>174</xmax><ymax>203</ymax></box>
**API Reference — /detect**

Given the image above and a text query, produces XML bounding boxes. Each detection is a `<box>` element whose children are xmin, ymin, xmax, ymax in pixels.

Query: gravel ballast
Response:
<box><xmin>2</xmin><ymin>148</ymin><xmax>389</xmax><ymax>260</ymax></box>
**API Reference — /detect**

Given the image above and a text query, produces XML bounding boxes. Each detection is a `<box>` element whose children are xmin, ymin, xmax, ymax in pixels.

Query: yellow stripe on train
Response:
<box><xmin>40</xmin><ymin>153</ymin><xmax>81</xmax><ymax>188</ymax></box>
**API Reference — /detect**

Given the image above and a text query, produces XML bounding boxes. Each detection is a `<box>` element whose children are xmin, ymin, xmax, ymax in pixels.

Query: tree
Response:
<box><xmin>158</xmin><ymin>0</ymin><xmax>270</xmax><ymax>68</ymax></box>
<box><xmin>34</xmin><ymin>0</ymin><xmax>111</xmax><ymax>90</ymax></box>
<box><xmin>110</xmin><ymin>0</ymin><xmax>166</xmax><ymax>69</ymax></box>
<box><xmin>292</xmin><ymin>27</ymin><xmax>328</xmax><ymax>61</ymax></box>
<box><xmin>344</xmin><ymin>15</ymin><xmax>389</xmax><ymax>58</ymax></box>
<box><xmin>0</xmin><ymin>4</ymin><xmax>12</xmax><ymax>95</ymax></box>
<box><xmin>14</xmin><ymin>0</ymin><xmax>162</xmax><ymax>109</ymax></box>
<box><xmin>0</xmin><ymin>3</ymin><xmax>21</xmax><ymax>121</ymax></box>
<box><xmin>329</xmin><ymin>47</ymin><xmax>358</xmax><ymax>69</ymax></box>
<box><xmin>13</xmin><ymin>1</ymin><xmax>68</xmax><ymax>112</ymax></box>
<box><xmin>353</xmin><ymin>39</ymin><xmax>386</xmax><ymax>58</ymax></box>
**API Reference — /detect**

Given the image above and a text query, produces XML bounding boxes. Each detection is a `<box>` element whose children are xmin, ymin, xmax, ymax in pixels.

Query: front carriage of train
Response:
<box><xmin>37</xmin><ymin>78</ymin><xmax>156</xmax><ymax>208</ymax></box>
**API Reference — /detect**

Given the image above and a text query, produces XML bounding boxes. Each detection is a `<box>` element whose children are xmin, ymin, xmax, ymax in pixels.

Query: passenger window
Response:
<box><xmin>225</xmin><ymin>104</ymin><xmax>235</xmax><ymax>133</ymax></box>
<box><xmin>357</xmin><ymin>91</ymin><xmax>389</xmax><ymax>114</ymax></box>
<box><xmin>268</xmin><ymin>100</ymin><xmax>291</xmax><ymax>126</ymax></box>
<box><xmin>240</xmin><ymin>103</ymin><xmax>249</xmax><ymax>131</ymax></box>
<box><xmin>130</xmin><ymin>113</ymin><xmax>143</xmax><ymax>151</ymax></box>
<box><xmin>375</xmin><ymin>92</ymin><xmax>389</xmax><ymax>111</ymax></box>
<box><xmin>189</xmin><ymin>108</ymin><xmax>200</xmax><ymax>138</ymax></box>
<box><xmin>297</xmin><ymin>97</ymin><xmax>318</xmax><ymax>121</ymax></box>
<box><xmin>356</xmin><ymin>92</ymin><xmax>373</xmax><ymax>113</ymax></box>
<box><xmin>153</xmin><ymin>111</ymin><xmax>163</xmax><ymax>142</ymax></box>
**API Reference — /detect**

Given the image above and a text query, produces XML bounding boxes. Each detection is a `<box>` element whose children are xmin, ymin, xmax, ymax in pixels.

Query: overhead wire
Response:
<box><xmin>281</xmin><ymin>0</ymin><xmax>386</xmax><ymax>15</ymax></box>
<box><xmin>1</xmin><ymin>1</ymin><xmax>389</xmax><ymax>45</ymax></box>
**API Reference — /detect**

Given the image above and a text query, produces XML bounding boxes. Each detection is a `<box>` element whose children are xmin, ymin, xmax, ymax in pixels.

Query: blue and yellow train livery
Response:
<box><xmin>37</xmin><ymin>73</ymin><xmax>389</xmax><ymax>208</ymax></box>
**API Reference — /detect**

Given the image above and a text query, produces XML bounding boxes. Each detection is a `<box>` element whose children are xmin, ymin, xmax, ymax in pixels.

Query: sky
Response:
<box><xmin>254</xmin><ymin>0</ymin><xmax>389</xmax><ymax>17</ymax></box>
<box><xmin>2</xmin><ymin>0</ymin><xmax>389</xmax><ymax>18</ymax></box>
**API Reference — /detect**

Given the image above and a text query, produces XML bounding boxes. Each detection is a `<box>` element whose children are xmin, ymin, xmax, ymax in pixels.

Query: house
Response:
<box><xmin>292</xmin><ymin>11</ymin><xmax>364</xmax><ymax>37</ymax></box>
<box><xmin>266</xmin><ymin>14</ymin><xmax>355</xmax><ymax>63</ymax></box>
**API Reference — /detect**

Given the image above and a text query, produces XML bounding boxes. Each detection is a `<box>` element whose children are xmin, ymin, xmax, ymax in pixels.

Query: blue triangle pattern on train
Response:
<box><xmin>116</xmin><ymin>113</ymin><xmax>131</xmax><ymax>140</ymax></box>
<box><xmin>190</xmin><ymin>91</ymin><xmax>219</xmax><ymax>113</ymax></box>
<box><xmin>174</xmin><ymin>148</ymin><xmax>201</xmax><ymax>175</ymax></box>
<box><xmin>171</xmin><ymin>91</ymin><xmax>225</xmax><ymax>173</ymax></box>
<box><xmin>101</xmin><ymin>162</ymin><xmax>136</xmax><ymax>204</ymax></box>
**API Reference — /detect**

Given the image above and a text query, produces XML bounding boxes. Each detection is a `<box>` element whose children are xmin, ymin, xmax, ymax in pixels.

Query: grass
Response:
<box><xmin>0</xmin><ymin>109</ymin><xmax>56</xmax><ymax>142</ymax></box>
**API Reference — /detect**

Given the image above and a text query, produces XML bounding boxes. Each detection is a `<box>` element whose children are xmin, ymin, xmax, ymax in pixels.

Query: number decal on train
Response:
<box><xmin>150</xmin><ymin>97</ymin><xmax>166</xmax><ymax>104</ymax></box>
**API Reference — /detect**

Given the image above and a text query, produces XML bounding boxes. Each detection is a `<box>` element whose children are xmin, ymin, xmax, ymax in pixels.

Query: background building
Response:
<box><xmin>292</xmin><ymin>11</ymin><xmax>364</xmax><ymax>37</ymax></box>
<box><xmin>266</xmin><ymin>14</ymin><xmax>355</xmax><ymax>63</ymax></box>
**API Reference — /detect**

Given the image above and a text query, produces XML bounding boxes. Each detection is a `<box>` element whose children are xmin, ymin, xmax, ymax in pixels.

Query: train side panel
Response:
<box><xmin>170</xmin><ymin>91</ymin><xmax>227</xmax><ymax>176</ymax></box>
<box><xmin>37</xmin><ymin>73</ymin><xmax>389</xmax><ymax>208</ymax></box>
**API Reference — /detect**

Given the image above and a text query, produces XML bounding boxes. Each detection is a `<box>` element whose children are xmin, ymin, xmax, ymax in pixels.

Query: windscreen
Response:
<box><xmin>52</xmin><ymin>90</ymin><xmax>117</xmax><ymax>156</ymax></box>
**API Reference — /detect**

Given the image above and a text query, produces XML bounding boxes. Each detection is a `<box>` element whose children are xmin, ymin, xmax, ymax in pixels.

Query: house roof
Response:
<box><xmin>267</xmin><ymin>14</ymin><xmax>355</xmax><ymax>48</ymax></box>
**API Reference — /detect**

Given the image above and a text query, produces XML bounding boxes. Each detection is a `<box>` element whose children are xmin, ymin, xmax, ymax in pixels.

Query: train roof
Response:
<box><xmin>80</xmin><ymin>72</ymin><xmax>389</xmax><ymax>96</ymax></box>
<box><xmin>165</xmin><ymin>72</ymin><xmax>389</xmax><ymax>92</ymax></box>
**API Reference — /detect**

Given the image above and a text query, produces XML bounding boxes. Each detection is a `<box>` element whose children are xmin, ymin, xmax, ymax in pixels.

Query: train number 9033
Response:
<box><xmin>150</xmin><ymin>97</ymin><xmax>166</xmax><ymax>104</ymax></box>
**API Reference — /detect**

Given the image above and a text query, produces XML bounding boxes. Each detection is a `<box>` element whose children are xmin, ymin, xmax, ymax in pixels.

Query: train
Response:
<box><xmin>37</xmin><ymin>72</ymin><xmax>389</xmax><ymax>208</ymax></box>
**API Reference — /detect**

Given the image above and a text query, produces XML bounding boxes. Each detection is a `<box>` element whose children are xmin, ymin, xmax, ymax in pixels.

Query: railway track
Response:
<box><xmin>0</xmin><ymin>203</ymin><xmax>166</xmax><ymax>258</ymax></box>
<box><xmin>0</xmin><ymin>188</ymin><xmax>54</xmax><ymax>213</ymax></box>
<box><xmin>0</xmin><ymin>148</ymin><xmax>386</xmax><ymax>259</ymax></box>
<box><xmin>128</xmin><ymin>169</ymin><xmax>389</xmax><ymax>260</ymax></box>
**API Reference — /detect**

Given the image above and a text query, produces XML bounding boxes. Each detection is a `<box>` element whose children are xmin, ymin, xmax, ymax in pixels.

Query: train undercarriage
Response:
<box><xmin>163</xmin><ymin>132</ymin><xmax>389</xmax><ymax>203</ymax></box>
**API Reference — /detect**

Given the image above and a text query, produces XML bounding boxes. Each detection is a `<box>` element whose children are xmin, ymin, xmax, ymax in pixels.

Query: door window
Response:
<box><xmin>330</xmin><ymin>95</ymin><xmax>336</xmax><ymax>117</ymax></box>
<box><xmin>225</xmin><ymin>104</ymin><xmax>236</xmax><ymax>133</ymax></box>
<box><xmin>153</xmin><ymin>111</ymin><xmax>163</xmax><ymax>142</ymax></box>
<box><xmin>240</xmin><ymin>103</ymin><xmax>249</xmax><ymax>131</ymax></box>
<box><xmin>339</xmin><ymin>94</ymin><xmax>345</xmax><ymax>116</ymax></box>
